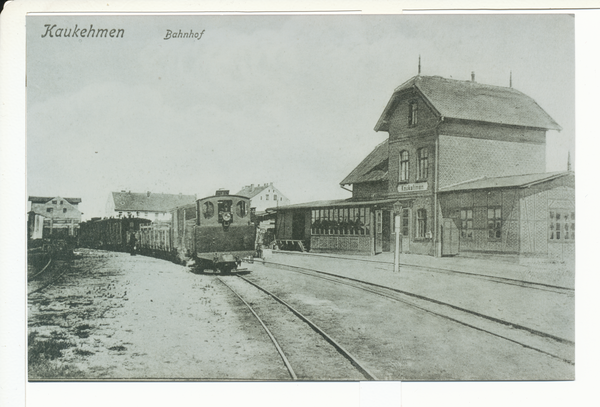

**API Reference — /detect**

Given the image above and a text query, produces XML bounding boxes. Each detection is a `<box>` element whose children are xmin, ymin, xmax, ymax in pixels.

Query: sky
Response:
<box><xmin>26</xmin><ymin>14</ymin><xmax>575</xmax><ymax>220</ymax></box>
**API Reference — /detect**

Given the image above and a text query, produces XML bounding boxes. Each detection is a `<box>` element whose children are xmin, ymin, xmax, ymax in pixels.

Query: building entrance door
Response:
<box><xmin>292</xmin><ymin>212</ymin><xmax>305</xmax><ymax>240</ymax></box>
<box><xmin>382</xmin><ymin>210</ymin><xmax>391</xmax><ymax>252</ymax></box>
<box><xmin>442</xmin><ymin>218</ymin><xmax>459</xmax><ymax>256</ymax></box>
<box><xmin>374</xmin><ymin>210</ymin><xmax>383</xmax><ymax>254</ymax></box>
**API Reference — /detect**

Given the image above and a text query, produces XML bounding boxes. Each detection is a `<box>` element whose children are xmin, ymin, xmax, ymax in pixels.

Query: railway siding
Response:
<box><xmin>260</xmin><ymin>252</ymin><xmax>574</xmax><ymax>343</ymax></box>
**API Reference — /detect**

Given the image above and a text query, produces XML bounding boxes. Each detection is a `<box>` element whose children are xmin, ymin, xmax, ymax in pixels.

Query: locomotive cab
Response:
<box><xmin>195</xmin><ymin>190</ymin><xmax>255</xmax><ymax>272</ymax></box>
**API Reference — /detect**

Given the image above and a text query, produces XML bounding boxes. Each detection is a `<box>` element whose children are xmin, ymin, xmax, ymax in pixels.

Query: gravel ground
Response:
<box><xmin>264</xmin><ymin>253</ymin><xmax>575</xmax><ymax>342</ymax></box>
<box><xmin>28</xmin><ymin>249</ymin><xmax>574</xmax><ymax>381</ymax></box>
<box><xmin>244</xmin><ymin>265</ymin><xmax>574</xmax><ymax>381</ymax></box>
<box><xmin>28</xmin><ymin>249</ymin><xmax>286</xmax><ymax>380</ymax></box>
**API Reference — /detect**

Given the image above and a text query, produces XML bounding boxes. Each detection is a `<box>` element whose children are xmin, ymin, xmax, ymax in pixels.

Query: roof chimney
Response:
<box><xmin>471</xmin><ymin>71</ymin><xmax>475</xmax><ymax>82</ymax></box>
<box><xmin>251</xmin><ymin>184</ymin><xmax>254</xmax><ymax>188</ymax></box>
<box><xmin>147</xmin><ymin>191</ymin><xmax>150</xmax><ymax>197</ymax></box>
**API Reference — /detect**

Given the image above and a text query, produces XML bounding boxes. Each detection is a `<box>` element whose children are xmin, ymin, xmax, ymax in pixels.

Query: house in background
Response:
<box><xmin>106</xmin><ymin>191</ymin><xmax>196</xmax><ymax>222</ymax></box>
<box><xmin>28</xmin><ymin>196</ymin><xmax>82</xmax><ymax>237</ymax></box>
<box><xmin>235</xmin><ymin>182</ymin><xmax>290</xmax><ymax>214</ymax></box>
<box><xmin>273</xmin><ymin>74</ymin><xmax>573</xmax><ymax>259</ymax></box>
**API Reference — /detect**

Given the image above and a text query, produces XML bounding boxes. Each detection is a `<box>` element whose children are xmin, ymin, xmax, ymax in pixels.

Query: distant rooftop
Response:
<box><xmin>111</xmin><ymin>191</ymin><xmax>196</xmax><ymax>212</ymax></box>
<box><xmin>29</xmin><ymin>196</ymin><xmax>82</xmax><ymax>205</ymax></box>
<box><xmin>236</xmin><ymin>182</ymin><xmax>275</xmax><ymax>199</ymax></box>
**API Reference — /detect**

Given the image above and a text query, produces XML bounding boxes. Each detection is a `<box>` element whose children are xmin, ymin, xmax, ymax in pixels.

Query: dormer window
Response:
<box><xmin>408</xmin><ymin>100</ymin><xmax>418</xmax><ymax>126</ymax></box>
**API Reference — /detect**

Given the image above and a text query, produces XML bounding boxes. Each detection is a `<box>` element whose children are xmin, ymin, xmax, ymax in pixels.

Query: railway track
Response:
<box><xmin>392</xmin><ymin>262</ymin><xmax>573</xmax><ymax>295</ymax></box>
<box><xmin>273</xmin><ymin>253</ymin><xmax>573</xmax><ymax>295</ymax></box>
<box><xmin>27</xmin><ymin>258</ymin><xmax>71</xmax><ymax>295</ymax></box>
<box><xmin>217</xmin><ymin>275</ymin><xmax>378</xmax><ymax>380</ymax></box>
<box><xmin>258</xmin><ymin>262</ymin><xmax>574</xmax><ymax>366</ymax></box>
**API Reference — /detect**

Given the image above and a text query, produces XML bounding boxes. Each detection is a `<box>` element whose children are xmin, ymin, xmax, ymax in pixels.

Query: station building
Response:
<box><xmin>273</xmin><ymin>74</ymin><xmax>574</xmax><ymax>258</ymax></box>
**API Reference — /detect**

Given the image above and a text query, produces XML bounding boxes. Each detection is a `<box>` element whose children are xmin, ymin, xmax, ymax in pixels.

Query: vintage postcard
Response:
<box><xmin>3</xmin><ymin>2</ymin><xmax>596</xmax><ymax>407</ymax></box>
<box><xmin>25</xmin><ymin>11</ymin><xmax>575</xmax><ymax>381</ymax></box>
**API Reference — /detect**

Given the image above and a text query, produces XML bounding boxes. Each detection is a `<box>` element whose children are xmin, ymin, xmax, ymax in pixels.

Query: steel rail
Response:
<box><xmin>236</xmin><ymin>275</ymin><xmax>379</xmax><ymax>380</ymax></box>
<box><xmin>272</xmin><ymin>253</ymin><xmax>573</xmax><ymax>293</ymax></box>
<box><xmin>28</xmin><ymin>261</ymin><xmax>71</xmax><ymax>295</ymax></box>
<box><xmin>275</xmin><ymin>265</ymin><xmax>574</xmax><ymax>365</ymax></box>
<box><xmin>270</xmin><ymin>262</ymin><xmax>573</xmax><ymax>344</ymax></box>
<box><xmin>217</xmin><ymin>276</ymin><xmax>298</xmax><ymax>380</ymax></box>
<box><xmin>28</xmin><ymin>257</ymin><xmax>53</xmax><ymax>282</ymax></box>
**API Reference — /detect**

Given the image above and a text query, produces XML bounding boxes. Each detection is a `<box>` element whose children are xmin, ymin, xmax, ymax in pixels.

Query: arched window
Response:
<box><xmin>408</xmin><ymin>100</ymin><xmax>418</xmax><ymax>126</ymax></box>
<box><xmin>399</xmin><ymin>150</ymin><xmax>409</xmax><ymax>182</ymax></box>
<box><xmin>236</xmin><ymin>200</ymin><xmax>247</xmax><ymax>217</ymax></box>
<box><xmin>417</xmin><ymin>147</ymin><xmax>428</xmax><ymax>180</ymax></box>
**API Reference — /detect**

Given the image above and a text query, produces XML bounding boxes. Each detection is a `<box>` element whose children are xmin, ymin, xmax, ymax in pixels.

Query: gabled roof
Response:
<box><xmin>235</xmin><ymin>184</ymin><xmax>269</xmax><ymax>199</ymax></box>
<box><xmin>438</xmin><ymin>171</ymin><xmax>573</xmax><ymax>193</ymax></box>
<box><xmin>375</xmin><ymin>75</ymin><xmax>562</xmax><ymax>132</ymax></box>
<box><xmin>28</xmin><ymin>196</ymin><xmax>82</xmax><ymax>205</ymax></box>
<box><xmin>111</xmin><ymin>192</ymin><xmax>196</xmax><ymax>212</ymax></box>
<box><xmin>340</xmin><ymin>141</ymin><xmax>389</xmax><ymax>185</ymax></box>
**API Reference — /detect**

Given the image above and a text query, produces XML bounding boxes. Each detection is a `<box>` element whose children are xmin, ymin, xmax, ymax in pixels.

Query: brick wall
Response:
<box><xmin>311</xmin><ymin>235</ymin><xmax>372</xmax><ymax>254</ymax></box>
<box><xmin>387</xmin><ymin>89</ymin><xmax>440</xmax><ymax>139</ymax></box>
<box><xmin>387</xmin><ymin>134</ymin><xmax>437</xmax><ymax>194</ymax></box>
<box><xmin>438</xmin><ymin>135</ymin><xmax>545</xmax><ymax>188</ymax></box>
<box><xmin>440</xmin><ymin>189</ymin><xmax>520</xmax><ymax>254</ymax></box>
<box><xmin>353</xmin><ymin>181</ymin><xmax>388</xmax><ymax>199</ymax></box>
<box><xmin>520</xmin><ymin>182</ymin><xmax>575</xmax><ymax>257</ymax></box>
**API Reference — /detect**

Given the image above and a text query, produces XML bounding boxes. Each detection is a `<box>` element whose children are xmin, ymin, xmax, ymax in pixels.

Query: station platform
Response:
<box><xmin>254</xmin><ymin>249</ymin><xmax>575</xmax><ymax>342</ymax></box>
<box><xmin>262</xmin><ymin>249</ymin><xmax>575</xmax><ymax>289</ymax></box>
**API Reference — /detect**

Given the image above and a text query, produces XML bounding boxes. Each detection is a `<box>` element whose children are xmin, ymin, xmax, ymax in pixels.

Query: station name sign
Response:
<box><xmin>397</xmin><ymin>182</ymin><xmax>428</xmax><ymax>193</ymax></box>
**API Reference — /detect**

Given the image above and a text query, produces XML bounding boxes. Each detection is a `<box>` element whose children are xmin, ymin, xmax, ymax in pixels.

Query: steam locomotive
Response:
<box><xmin>78</xmin><ymin>189</ymin><xmax>256</xmax><ymax>272</ymax></box>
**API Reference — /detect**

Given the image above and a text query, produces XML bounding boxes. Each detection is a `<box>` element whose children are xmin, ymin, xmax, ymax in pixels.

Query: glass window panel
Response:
<box><xmin>556</xmin><ymin>213</ymin><xmax>561</xmax><ymax>220</ymax></box>
<box><xmin>488</xmin><ymin>208</ymin><xmax>494</xmax><ymax>218</ymax></box>
<box><xmin>556</xmin><ymin>232</ymin><xmax>561</xmax><ymax>239</ymax></box>
<box><xmin>461</xmin><ymin>210</ymin><xmax>466</xmax><ymax>219</ymax></box>
<box><xmin>550</xmin><ymin>211</ymin><xmax>555</xmax><ymax>219</ymax></box>
<box><xmin>495</xmin><ymin>208</ymin><xmax>501</xmax><ymax>218</ymax></box>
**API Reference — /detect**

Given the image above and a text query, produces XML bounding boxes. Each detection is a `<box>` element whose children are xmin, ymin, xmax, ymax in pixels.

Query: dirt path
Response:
<box><xmin>28</xmin><ymin>249</ymin><xmax>286</xmax><ymax>380</ymax></box>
